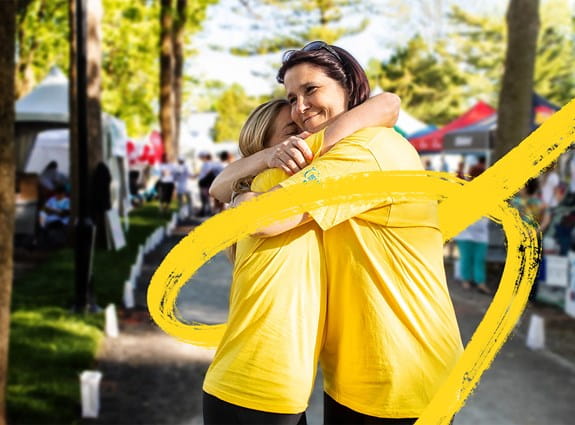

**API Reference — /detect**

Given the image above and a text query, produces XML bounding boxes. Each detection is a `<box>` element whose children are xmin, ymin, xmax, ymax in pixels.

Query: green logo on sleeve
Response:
<box><xmin>303</xmin><ymin>166</ymin><xmax>320</xmax><ymax>183</ymax></box>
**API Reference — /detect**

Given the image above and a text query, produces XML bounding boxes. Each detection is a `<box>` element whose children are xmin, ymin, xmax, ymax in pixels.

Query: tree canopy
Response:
<box><xmin>366</xmin><ymin>0</ymin><xmax>574</xmax><ymax>126</ymax></box>
<box><xmin>229</xmin><ymin>0</ymin><xmax>369</xmax><ymax>55</ymax></box>
<box><xmin>212</xmin><ymin>83</ymin><xmax>263</xmax><ymax>142</ymax></box>
<box><xmin>14</xmin><ymin>0</ymin><xmax>215</xmax><ymax>138</ymax></box>
<box><xmin>367</xmin><ymin>35</ymin><xmax>468</xmax><ymax>126</ymax></box>
<box><xmin>15</xmin><ymin>0</ymin><xmax>69</xmax><ymax>98</ymax></box>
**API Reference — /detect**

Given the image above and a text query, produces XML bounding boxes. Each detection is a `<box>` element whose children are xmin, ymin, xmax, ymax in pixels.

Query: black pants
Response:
<box><xmin>203</xmin><ymin>391</ymin><xmax>307</xmax><ymax>425</ymax></box>
<box><xmin>324</xmin><ymin>393</ymin><xmax>417</xmax><ymax>425</ymax></box>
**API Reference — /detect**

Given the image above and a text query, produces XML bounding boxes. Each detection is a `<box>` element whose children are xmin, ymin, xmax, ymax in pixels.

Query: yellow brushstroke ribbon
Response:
<box><xmin>147</xmin><ymin>98</ymin><xmax>575</xmax><ymax>423</ymax></box>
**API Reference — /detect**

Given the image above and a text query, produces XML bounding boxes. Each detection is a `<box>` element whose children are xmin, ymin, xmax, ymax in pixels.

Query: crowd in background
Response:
<box><xmin>32</xmin><ymin>149</ymin><xmax>575</xmax><ymax>277</ymax></box>
<box><xmin>445</xmin><ymin>152</ymin><xmax>575</xmax><ymax>302</ymax></box>
<box><xmin>129</xmin><ymin>150</ymin><xmax>236</xmax><ymax>219</ymax></box>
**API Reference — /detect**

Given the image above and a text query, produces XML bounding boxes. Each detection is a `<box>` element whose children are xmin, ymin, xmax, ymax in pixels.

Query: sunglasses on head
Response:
<box><xmin>282</xmin><ymin>40</ymin><xmax>342</xmax><ymax>64</ymax></box>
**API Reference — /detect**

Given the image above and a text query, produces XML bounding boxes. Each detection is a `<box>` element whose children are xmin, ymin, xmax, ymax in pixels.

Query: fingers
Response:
<box><xmin>266</xmin><ymin>136</ymin><xmax>314</xmax><ymax>174</ymax></box>
<box><xmin>292</xmin><ymin>136</ymin><xmax>313</xmax><ymax>161</ymax></box>
<box><xmin>271</xmin><ymin>150</ymin><xmax>301</xmax><ymax>175</ymax></box>
<box><xmin>282</xmin><ymin>136</ymin><xmax>313</xmax><ymax>165</ymax></box>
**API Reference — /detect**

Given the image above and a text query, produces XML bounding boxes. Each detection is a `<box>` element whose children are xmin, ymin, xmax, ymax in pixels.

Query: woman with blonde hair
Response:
<box><xmin>203</xmin><ymin>93</ymin><xmax>400</xmax><ymax>425</ymax></box>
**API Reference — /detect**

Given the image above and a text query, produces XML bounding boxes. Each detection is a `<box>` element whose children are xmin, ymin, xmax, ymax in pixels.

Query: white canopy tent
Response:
<box><xmin>25</xmin><ymin>129</ymin><xmax>70</xmax><ymax>176</ymax></box>
<box><xmin>370</xmin><ymin>86</ymin><xmax>428</xmax><ymax>136</ymax></box>
<box><xmin>14</xmin><ymin>66</ymin><xmax>131</xmax><ymax>239</ymax></box>
<box><xmin>396</xmin><ymin>109</ymin><xmax>428</xmax><ymax>136</ymax></box>
<box><xmin>16</xmin><ymin>66</ymin><xmax>69</xmax><ymax>123</ymax></box>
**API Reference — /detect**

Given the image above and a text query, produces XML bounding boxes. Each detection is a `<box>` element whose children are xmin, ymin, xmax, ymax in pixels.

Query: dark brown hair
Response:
<box><xmin>276</xmin><ymin>44</ymin><xmax>370</xmax><ymax>110</ymax></box>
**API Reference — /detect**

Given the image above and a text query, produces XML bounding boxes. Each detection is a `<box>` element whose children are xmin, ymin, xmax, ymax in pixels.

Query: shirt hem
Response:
<box><xmin>203</xmin><ymin>383</ymin><xmax>308</xmax><ymax>414</ymax></box>
<box><xmin>323</xmin><ymin>386</ymin><xmax>423</xmax><ymax>419</ymax></box>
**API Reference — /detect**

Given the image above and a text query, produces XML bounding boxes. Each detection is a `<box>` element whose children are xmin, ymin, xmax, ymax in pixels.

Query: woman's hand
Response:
<box><xmin>209</xmin><ymin>132</ymin><xmax>312</xmax><ymax>203</ymax></box>
<box><xmin>265</xmin><ymin>132</ymin><xmax>313</xmax><ymax>175</ymax></box>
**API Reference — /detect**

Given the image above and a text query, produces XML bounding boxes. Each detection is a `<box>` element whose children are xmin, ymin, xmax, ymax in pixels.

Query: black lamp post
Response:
<box><xmin>74</xmin><ymin>0</ymin><xmax>96</xmax><ymax>313</ymax></box>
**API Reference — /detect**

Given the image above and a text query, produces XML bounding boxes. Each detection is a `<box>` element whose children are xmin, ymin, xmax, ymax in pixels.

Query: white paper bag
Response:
<box><xmin>80</xmin><ymin>370</ymin><xmax>102</xmax><ymax>418</ymax></box>
<box><xmin>105</xmin><ymin>304</ymin><xmax>119</xmax><ymax>338</ymax></box>
<box><xmin>526</xmin><ymin>314</ymin><xmax>545</xmax><ymax>350</ymax></box>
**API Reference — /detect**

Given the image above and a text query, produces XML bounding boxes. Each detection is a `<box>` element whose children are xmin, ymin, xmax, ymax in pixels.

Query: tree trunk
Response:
<box><xmin>86</xmin><ymin>0</ymin><xmax>105</xmax><ymax>248</ymax></box>
<box><xmin>70</xmin><ymin>0</ymin><xmax>106</xmax><ymax>247</ymax></box>
<box><xmin>0</xmin><ymin>2</ymin><xmax>17</xmax><ymax>424</ymax></box>
<box><xmin>69</xmin><ymin>0</ymin><xmax>78</xmax><ymax>219</ymax></box>
<box><xmin>87</xmin><ymin>0</ymin><xmax>103</xmax><ymax>172</ymax></box>
<box><xmin>160</xmin><ymin>0</ymin><xmax>175</xmax><ymax>161</ymax></box>
<box><xmin>494</xmin><ymin>0</ymin><xmax>540</xmax><ymax>162</ymax></box>
<box><xmin>172</xmin><ymin>0</ymin><xmax>187</xmax><ymax>157</ymax></box>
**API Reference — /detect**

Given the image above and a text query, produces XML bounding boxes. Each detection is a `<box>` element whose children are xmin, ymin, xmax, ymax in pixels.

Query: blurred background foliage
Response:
<box><xmin>13</xmin><ymin>0</ymin><xmax>575</xmax><ymax>138</ymax></box>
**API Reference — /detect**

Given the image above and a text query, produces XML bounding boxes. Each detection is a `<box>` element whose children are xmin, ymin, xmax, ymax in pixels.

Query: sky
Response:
<box><xmin>186</xmin><ymin>0</ymin><xmax>509</xmax><ymax>98</ymax></box>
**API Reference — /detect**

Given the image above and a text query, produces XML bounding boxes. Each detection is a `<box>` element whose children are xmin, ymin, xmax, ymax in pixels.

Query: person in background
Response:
<box><xmin>455</xmin><ymin>160</ymin><xmax>465</xmax><ymax>180</ymax></box>
<box><xmin>39</xmin><ymin>184</ymin><xmax>70</xmax><ymax>228</ymax></box>
<box><xmin>541</xmin><ymin>164</ymin><xmax>561</xmax><ymax>209</ymax></box>
<box><xmin>440</xmin><ymin>156</ymin><xmax>449</xmax><ymax>173</ymax></box>
<box><xmin>157</xmin><ymin>154</ymin><xmax>176</xmax><ymax>216</ymax></box>
<box><xmin>38</xmin><ymin>184</ymin><xmax>70</xmax><ymax>247</ymax></box>
<box><xmin>211</xmin><ymin>151</ymin><xmax>234</xmax><ymax>214</ymax></box>
<box><xmin>519</xmin><ymin>178</ymin><xmax>548</xmax><ymax>301</ymax></box>
<box><xmin>568</xmin><ymin>153</ymin><xmax>575</xmax><ymax>195</ymax></box>
<box><xmin>174</xmin><ymin>156</ymin><xmax>193</xmax><ymax>218</ymax></box>
<box><xmin>129</xmin><ymin>170</ymin><xmax>143</xmax><ymax>207</ymax></box>
<box><xmin>38</xmin><ymin>160</ymin><xmax>68</xmax><ymax>204</ymax></box>
<box><xmin>455</xmin><ymin>163</ymin><xmax>491</xmax><ymax>295</ymax></box>
<box><xmin>197</xmin><ymin>152</ymin><xmax>217</xmax><ymax>217</ymax></box>
<box><xmin>469</xmin><ymin>155</ymin><xmax>486</xmax><ymax>177</ymax></box>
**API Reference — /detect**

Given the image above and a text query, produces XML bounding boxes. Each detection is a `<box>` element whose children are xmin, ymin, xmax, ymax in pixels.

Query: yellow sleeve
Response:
<box><xmin>279</xmin><ymin>128</ymin><xmax>391</xmax><ymax>230</ymax></box>
<box><xmin>250</xmin><ymin>129</ymin><xmax>326</xmax><ymax>192</ymax></box>
<box><xmin>251</xmin><ymin>168</ymin><xmax>289</xmax><ymax>192</ymax></box>
<box><xmin>306</xmin><ymin>129</ymin><xmax>324</xmax><ymax>159</ymax></box>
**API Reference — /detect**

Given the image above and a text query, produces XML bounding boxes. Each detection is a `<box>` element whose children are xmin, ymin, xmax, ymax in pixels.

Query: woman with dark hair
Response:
<box><xmin>209</xmin><ymin>43</ymin><xmax>397</xmax><ymax>203</ymax></box>
<box><xmin>223</xmin><ymin>41</ymin><xmax>463</xmax><ymax>424</ymax></box>
<box><xmin>276</xmin><ymin>40</ymin><xmax>371</xmax><ymax>112</ymax></box>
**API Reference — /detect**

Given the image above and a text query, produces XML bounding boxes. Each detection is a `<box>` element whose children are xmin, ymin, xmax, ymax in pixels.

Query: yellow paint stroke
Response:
<box><xmin>147</xmin><ymin>98</ymin><xmax>575</xmax><ymax>422</ymax></box>
<box><xmin>440</xmin><ymin>98</ymin><xmax>575</xmax><ymax>239</ymax></box>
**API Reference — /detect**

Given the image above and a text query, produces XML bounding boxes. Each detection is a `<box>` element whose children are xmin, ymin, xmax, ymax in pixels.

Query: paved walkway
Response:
<box><xmin>89</xmin><ymin>222</ymin><xmax>575</xmax><ymax>425</ymax></box>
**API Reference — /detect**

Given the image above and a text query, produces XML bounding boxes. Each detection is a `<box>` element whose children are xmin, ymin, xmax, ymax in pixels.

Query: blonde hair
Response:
<box><xmin>227</xmin><ymin>99</ymin><xmax>290</xmax><ymax>264</ymax></box>
<box><xmin>238</xmin><ymin>99</ymin><xmax>290</xmax><ymax>156</ymax></box>
<box><xmin>232</xmin><ymin>99</ymin><xmax>290</xmax><ymax>194</ymax></box>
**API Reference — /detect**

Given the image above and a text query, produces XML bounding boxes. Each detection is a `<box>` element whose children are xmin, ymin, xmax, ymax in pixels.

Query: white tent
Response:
<box><xmin>396</xmin><ymin>109</ymin><xmax>428</xmax><ymax>136</ymax></box>
<box><xmin>15</xmin><ymin>66</ymin><xmax>128</xmax><ymax>160</ymax></box>
<box><xmin>14</xmin><ymin>66</ymin><xmax>132</xmax><ymax>238</ymax></box>
<box><xmin>16</xmin><ymin>66</ymin><xmax>69</xmax><ymax>123</ymax></box>
<box><xmin>370</xmin><ymin>86</ymin><xmax>428</xmax><ymax>136</ymax></box>
<box><xmin>25</xmin><ymin>129</ymin><xmax>70</xmax><ymax>175</ymax></box>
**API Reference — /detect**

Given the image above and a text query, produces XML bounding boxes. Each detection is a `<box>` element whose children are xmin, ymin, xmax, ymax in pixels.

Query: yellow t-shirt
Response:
<box><xmin>203</xmin><ymin>132</ymin><xmax>326</xmax><ymax>413</ymax></box>
<box><xmin>280</xmin><ymin>127</ymin><xmax>464</xmax><ymax>418</ymax></box>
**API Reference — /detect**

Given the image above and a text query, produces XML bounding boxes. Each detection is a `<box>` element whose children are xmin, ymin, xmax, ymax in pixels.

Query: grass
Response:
<box><xmin>7</xmin><ymin>202</ymin><xmax>172</xmax><ymax>424</ymax></box>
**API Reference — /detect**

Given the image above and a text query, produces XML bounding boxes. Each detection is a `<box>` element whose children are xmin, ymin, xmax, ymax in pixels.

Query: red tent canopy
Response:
<box><xmin>408</xmin><ymin>101</ymin><xmax>496</xmax><ymax>152</ymax></box>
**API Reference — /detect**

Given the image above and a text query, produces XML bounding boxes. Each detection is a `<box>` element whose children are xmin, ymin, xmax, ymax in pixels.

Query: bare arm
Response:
<box><xmin>209</xmin><ymin>149</ymin><xmax>269</xmax><ymax>203</ymax></box>
<box><xmin>211</xmin><ymin>92</ymin><xmax>400</xmax><ymax>204</ymax></box>
<box><xmin>321</xmin><ymin>92</ymin><xmax>400</xmax><ymax>155</ymax></box>
<box><xmin>235</xmin><ymin>93</ymin><xmax>401</xmax><ymax>237</ymax></box>
<box><xmin>209</xmin><ymin>137</ymin><xmax>314</xmax><ymax>203</ymax></box>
